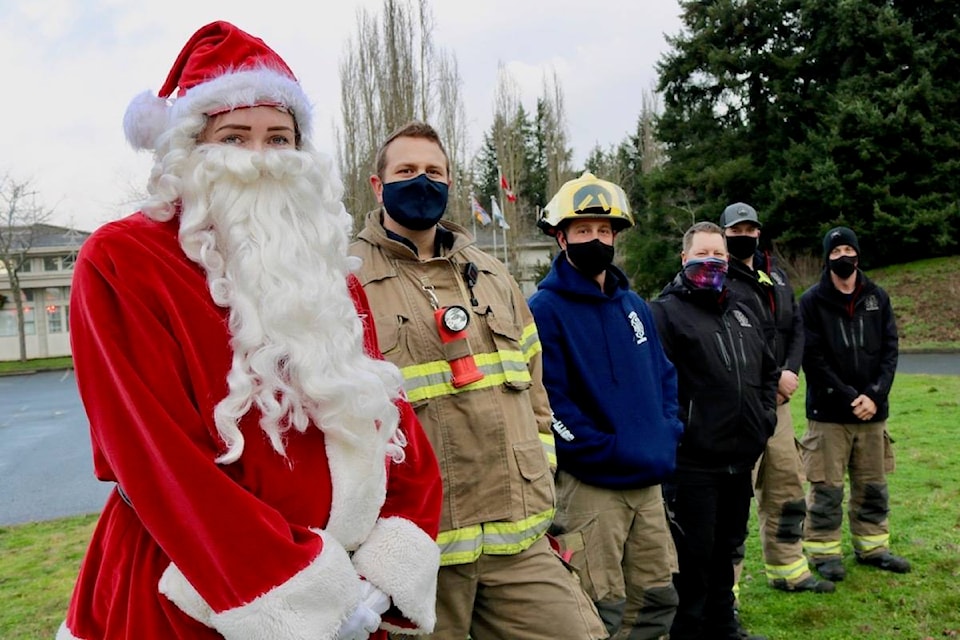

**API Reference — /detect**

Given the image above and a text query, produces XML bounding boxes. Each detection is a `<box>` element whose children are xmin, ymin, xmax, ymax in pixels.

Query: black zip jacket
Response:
<box><xmin>650</xmin><ymin>275</ymin><xmax>778</xmax><ymax>473</ymax></box>
<box><xmin>799</xmin><ymin>268</ymin><xmax>898</xmax><ymax>423</ymax></box>
<box><xmin>725</xmin><ymin>250</ymin><xmax>804</xmax><ymax>373</ymax></box>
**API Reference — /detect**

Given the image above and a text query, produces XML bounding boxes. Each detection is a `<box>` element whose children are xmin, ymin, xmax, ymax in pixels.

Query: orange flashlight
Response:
<box><xmin>435</xmin><ymin>305</ymin><xmax>484</xmax><ymax>388</ymax></box>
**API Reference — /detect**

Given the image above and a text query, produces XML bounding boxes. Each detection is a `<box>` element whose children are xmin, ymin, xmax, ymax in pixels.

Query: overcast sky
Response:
<box><xmin>2</xmin><ymin>0</ymin><xmax>683</xmax><ymax>232</ymax></box>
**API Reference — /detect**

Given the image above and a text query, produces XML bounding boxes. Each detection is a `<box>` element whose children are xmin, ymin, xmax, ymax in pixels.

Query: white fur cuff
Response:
<box><xmin>56</xmin><ymin>622</ymin><xmax>81</xmax><ymax>640</ymax></box>
<box><xmin>351</xmin><ymin>516</ymin><xmax>440</xmax><ymax>633</ymax></box>
<box><xmin>159</xmin><ymin>530</ymin><xmax>361</xmax><ymax>639</ymax></box>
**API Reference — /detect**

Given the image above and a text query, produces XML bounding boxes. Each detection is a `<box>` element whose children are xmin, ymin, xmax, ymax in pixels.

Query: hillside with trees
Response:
<box><xmin>605</xmin><ymin>0</ymin><xmax>960</xmax><ymax>296</ymax></box>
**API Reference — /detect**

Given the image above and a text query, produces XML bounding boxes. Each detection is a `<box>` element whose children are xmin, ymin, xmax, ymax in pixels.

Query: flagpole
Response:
<box><xmin>470</xmin><ymin>192</ymin><xmax>476</xmax><ymax>237</ymax></box>
<box><xmin>503</xmin><ymin>224</ymin><xmax>508</xmax><ymax>268</ymax></box>
<box><xmin>496</xmin><ymin>166</ymin><xmax>506</xmax><ymax>268</ymax></box>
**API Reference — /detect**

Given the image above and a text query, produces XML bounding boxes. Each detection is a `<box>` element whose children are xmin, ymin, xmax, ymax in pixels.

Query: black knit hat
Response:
<box><xmin>823</xmin><ymin>226</ymin><xmax>860</xmax><ymax>260</ymax></box>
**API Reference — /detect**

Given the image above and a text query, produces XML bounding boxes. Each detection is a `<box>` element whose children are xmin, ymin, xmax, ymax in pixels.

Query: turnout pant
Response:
<box><xmin>400</xmin><ymin>534</ymin><xmax>606</xmax><ymax>640</ymax></box>
<box><xmin>551</xmin><ymin>472</ymin><xmax>679</xmax><ymax>640</ymax></box>
<box><xmin>800</xmin><ymin>420</ymin><xmax>895</xmax><ymax>561</ymax></box>
<box><xmin>666</xmin><ymin>469</ymin><xmax>753</xmax><ymax>640</ymax></box>
<box><xmin>734</xmin><ymin>403</ymin><xmax>812</xmax><ymax>589</ymax></box>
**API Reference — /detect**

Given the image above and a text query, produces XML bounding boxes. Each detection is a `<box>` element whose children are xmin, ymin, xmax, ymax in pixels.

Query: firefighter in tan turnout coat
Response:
<box><xmin>349</xmin><ymin>120</ymin><xmax>605</xmax><ymax>640</ymax></box>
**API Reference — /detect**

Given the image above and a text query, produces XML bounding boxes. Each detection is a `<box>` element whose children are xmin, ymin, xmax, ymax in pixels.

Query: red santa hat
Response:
<box><xmin>123</xmin><ymin>21</ymin><xmax>313</xmax><ymax>151</ymax></box>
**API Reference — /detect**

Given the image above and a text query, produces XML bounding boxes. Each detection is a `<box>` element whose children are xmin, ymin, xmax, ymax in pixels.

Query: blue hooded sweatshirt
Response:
<box><xmin>528</xmin><ymin>252</ymin><xmax>683</xmax><ymax>489</ymax></box>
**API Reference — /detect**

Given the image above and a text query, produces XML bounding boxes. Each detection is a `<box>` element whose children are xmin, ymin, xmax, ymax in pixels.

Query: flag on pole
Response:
<box><xmin>498</xmin><ymin>167</ymin><xmax>518</xmax><ymax>203</ymax></box>
<box><xmin>470</xmin><ymin>193</ymin><xmax>492</xmax><ymax>226</ymax></box>
<box><xmin>491</xmin><ymin>196</ymin><xmax>510</xmax><ymax>229</ymax></box>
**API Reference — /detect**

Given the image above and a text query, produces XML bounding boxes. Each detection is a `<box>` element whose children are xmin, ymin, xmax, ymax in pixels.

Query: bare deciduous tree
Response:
<box><xmin>336</xmin><ymin>0</ymin><xmax>468</xmax><ymax>231</ymax></box>
<box><xmin>488</xmin><ymin>66</ymin><xmax>527</xmax><ymax>275</ymax></box>
<box><xmin>0</xmin><ymin>174</ymin><xmax>54</xmax><ymax>362</ymax></box>
<box><xmin>637</xmin><ymin>86</ymin><xmax>665</xmax><ymax>174</ymax></box>
<box><xmin>541</xmin><ymin>70</ymin><xmax>574</xmax><ymax>199</ymax></box>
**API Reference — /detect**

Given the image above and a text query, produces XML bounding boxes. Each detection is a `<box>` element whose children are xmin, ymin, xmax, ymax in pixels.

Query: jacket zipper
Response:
<box><xmin>715</xmin><ymin>332</ymin><xmax>732</xmax><ymax>371</ymax></box>
<box><xmin>724</xmin><ymin>316</ymin><xmax>743</xmax><ymax>472</ymax></box>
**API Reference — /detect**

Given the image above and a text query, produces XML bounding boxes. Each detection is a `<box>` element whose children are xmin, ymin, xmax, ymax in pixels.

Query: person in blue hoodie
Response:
<box><xmin>528</xmin><ymin>172</ymin><xmax>684</xmax><ymax>640</ymax></box>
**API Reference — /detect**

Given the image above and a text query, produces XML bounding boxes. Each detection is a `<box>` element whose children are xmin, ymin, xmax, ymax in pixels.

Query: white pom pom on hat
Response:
<box><xmin>122</xmin><ymin>20</ymin><xmax>312</xmax><ymax>151</ymax></box>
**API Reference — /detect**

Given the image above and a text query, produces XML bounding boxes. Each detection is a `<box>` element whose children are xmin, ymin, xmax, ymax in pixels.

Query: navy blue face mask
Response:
<box><xmin>381</xmin><ymin>174</ymin><xmax>449</xmax><ymax>231</ymax></box>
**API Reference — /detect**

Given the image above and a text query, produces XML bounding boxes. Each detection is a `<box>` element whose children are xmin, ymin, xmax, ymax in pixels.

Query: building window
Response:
<box><xmin>44</xmin><ymin>287</ymin><xmax>63</xmax><ymax>303</ymax></box>
<box><xmin>46</xmin><ymin>305</ymin><xmax>64</xmax><ymax>333</ymax></box>
<box><xmin>61</xmin><ymin>253</ymin><xmax>77</xmax><ymax>270</ymax></box>
<box><xmin>43</xmin><ymin>256</ymin><xmax>60</xmax><ymax>271</ymax></box>
<box><xmin>18</xmin><ymin>259</ymin><xmax>33</xmax><ymax>273</ymax></box>
<box><xmin>0</xmin><ymin>308</ymin><xmax>36</xmax><ymax>336</ymax></box>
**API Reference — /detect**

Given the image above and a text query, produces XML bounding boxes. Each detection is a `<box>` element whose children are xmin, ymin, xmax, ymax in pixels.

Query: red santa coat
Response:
<box><xmin>58</xmin><ymin>213</ymin><xmax>442</xmax><ymax>640</ymax></box>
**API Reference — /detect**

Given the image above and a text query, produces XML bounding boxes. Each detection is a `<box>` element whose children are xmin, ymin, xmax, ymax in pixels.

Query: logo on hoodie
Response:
<box><xmin>551</xmin><ymin>413</ymin><xmax>575</xmax><ymax>442</ymax></box>
<box><xmin>627</xmin><ymin>311</ymin><xmax>648</xmax><ymax>345</ymax></box>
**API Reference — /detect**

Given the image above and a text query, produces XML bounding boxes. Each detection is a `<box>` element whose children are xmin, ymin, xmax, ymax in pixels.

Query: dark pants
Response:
<box><xmin>665</xmin><ymin>469</ymin><xmax>754</xmax><ymax>640</ymax></box>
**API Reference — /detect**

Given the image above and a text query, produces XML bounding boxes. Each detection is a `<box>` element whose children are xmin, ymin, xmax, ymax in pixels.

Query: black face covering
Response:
<box><xmin>726</xmin><ymin>235</ymin><xmax>758</xmax><ymax>261</ymax></box>
<box><xmin>828</xmin><ymin>255</ymin><xmax>858</xmax><ymax>279</ymax></box>
<box><xmin>565</xmin><ymin>239</ymin><xmax>615</xmax><ymax>277</ymax></box>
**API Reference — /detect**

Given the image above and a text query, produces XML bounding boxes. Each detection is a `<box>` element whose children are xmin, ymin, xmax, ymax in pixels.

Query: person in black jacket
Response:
<box><xmin>799</xmin><ymin>226</ymin><xmax>910</xmax><ymax>583</ymax></box>
<box><xmin>721</xmin><ymin>203</ymin><xmax>834</xmax><ymax>595</ymax></box>
<box><xmin>650</xmin><ymin>221</ymin><xmax>778</xmax><ymax>640</ymax></box>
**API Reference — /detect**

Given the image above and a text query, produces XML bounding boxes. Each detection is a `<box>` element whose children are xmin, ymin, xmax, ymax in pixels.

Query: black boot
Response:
<box><xmin>856</xmin><ymin>551</ymin><xmax>911</xmax><ymax>573</ymax></box>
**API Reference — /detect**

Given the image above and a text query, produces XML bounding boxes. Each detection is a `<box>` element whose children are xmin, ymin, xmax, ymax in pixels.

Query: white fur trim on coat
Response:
<box><xmin>352</xmin><ymin>516</ymin><xmax>440</xmax><ymax>634</ymax></box>
<box><xmin>56</xmin><ymin>621</ymin><xmax>81</xmax><ymax>640</ymax></box>
<box><xmin>159</xmin><ymin>529</ymin><xmax>361</xmax><ymax>639</ymax></box>
<box><xmin>323</xmin><ymin>431</ymin><xmax>389</xmax><ymax>551</ymax></box>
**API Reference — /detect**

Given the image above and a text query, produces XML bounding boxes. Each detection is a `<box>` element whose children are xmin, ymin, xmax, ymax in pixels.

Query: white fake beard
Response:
<box><xmin>177</xmin><ymin>144</ymin><xmax>404</xmax><ymax>464</ymax></box>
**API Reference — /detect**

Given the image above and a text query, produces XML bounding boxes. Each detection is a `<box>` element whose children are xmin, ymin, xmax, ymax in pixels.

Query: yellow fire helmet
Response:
<box><xmin>537</xmin><ymin>171</ymin><xmax>635</xmax><ymax>236</ymax></box>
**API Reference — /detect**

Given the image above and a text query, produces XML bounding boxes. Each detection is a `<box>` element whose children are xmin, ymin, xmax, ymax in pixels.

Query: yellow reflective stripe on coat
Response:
<box><xmin>852</xmin><ymin>533</ymin><xmax>889</xmax><ymax>553</ymax></box>
<box><xmin>539</xmin><ymin>431</ymin><xmax>556</xmax><ymax>467</ymax></box>
<box><xmin>519</xmin><ymin>322</ymin><xmax>542</xmax><ymax>360</ymax></box>
<box><xmin>435</xmin><ymin>508</ymin><xmax>556</xmax><ymax>566</ymax></box>
<box><xmin>400</xmin><ymin>349</ymin><xmax>533</xmax><ymax>403</ymax></box>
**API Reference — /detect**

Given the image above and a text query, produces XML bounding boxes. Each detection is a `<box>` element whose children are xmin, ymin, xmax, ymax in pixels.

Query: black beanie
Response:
<box><xmin>823</xmin><ymin>226</ymin><xmax>860</xmax><ymax>260</ymax></box>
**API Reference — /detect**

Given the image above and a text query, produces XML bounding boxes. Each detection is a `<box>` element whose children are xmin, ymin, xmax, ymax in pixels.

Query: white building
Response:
<box><xmin>470</xmin><ymin>225</ymin><xmax>556</xmax><ymax>297</ymax></box>
<box><xmin>0</xmin><ymin>224</ymin><xmax>89</xmax><ymax>361</ymax></box>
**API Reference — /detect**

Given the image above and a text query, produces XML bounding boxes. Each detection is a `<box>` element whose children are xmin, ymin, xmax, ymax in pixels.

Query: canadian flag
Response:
<box><xmin>499</xmin><ymin>172</ymin><xmax>518</xmax><ymax>203</ymax></box>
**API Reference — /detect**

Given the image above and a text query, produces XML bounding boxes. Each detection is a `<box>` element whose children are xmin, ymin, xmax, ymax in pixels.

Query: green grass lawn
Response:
<box><xmin>737</xmin><ymin>373</ymin><xmax>960</xmax><ymax>640</ymax></box>
<box><xmin>1</xmin><ymin>373</ymin><xmax>957</xmax><ymax>638</ymax></box>
<box><xmin>0</xmin><ymin>356</ymin><xmax>72</xmax><ymax>375</ymax></box>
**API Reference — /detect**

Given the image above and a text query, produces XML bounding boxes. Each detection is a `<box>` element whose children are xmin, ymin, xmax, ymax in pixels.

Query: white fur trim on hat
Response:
<box><xmin>124</xmin><ymin>67</ymin><xmax>312</xmax><ymax>152</ymax></box>
<box><xmin>159</xmin><ymin>529</ymin><xmax>361</xmax><ymax>639</ymax></box>
<box><xmin>123</xmin><ymin>90</ymin><xmax>171</xmax><ymax>151</ymax></box>
<box><xmin>352</xmin><ymin>516</ymin><xmax>440</xmax><ymax>634</ymax></box>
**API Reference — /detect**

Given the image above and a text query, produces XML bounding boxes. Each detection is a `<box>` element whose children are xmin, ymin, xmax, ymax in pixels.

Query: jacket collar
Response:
<box><xmin>358</xmin><ymin>209</ymin><xmax>474</xmax><ymax>260</ymax></box>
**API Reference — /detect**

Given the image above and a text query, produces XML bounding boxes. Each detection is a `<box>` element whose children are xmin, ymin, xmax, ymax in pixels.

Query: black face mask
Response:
<box><xmin>565</xmin><ymin>239</ymin><xmax>615</xmax><ymax>277</ymax></box>
<box><xmin>381</xmin><ymin>174</ymin><xmax>449</xmax><ymax>231</ymax></box>
<box><xmin>726</xmin><ymin>235</ymin><xmax>758</xmax><ymax>261</ymax></box>
<box><xmin>828</xmin><ymin>255</ymin><xmax>858</xmax><ymax>279</ymax></box>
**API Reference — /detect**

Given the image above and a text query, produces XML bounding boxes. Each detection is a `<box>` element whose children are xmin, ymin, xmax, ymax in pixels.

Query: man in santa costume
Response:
<box><xmin>57</xmin><ymin>21</ymin><xmax>442</xmax><ymax>640</ymax></box>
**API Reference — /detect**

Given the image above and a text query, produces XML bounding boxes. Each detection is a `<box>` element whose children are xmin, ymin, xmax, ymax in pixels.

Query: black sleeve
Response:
<box><xmin>782</xmin><ymin>288</ymin><xmax>805</xmax><ymax>374</ymax></box>
<box><xmin>864</xmin><ymin>289</ymin><xmax>899</xmax><ymax>403</ymax></box>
